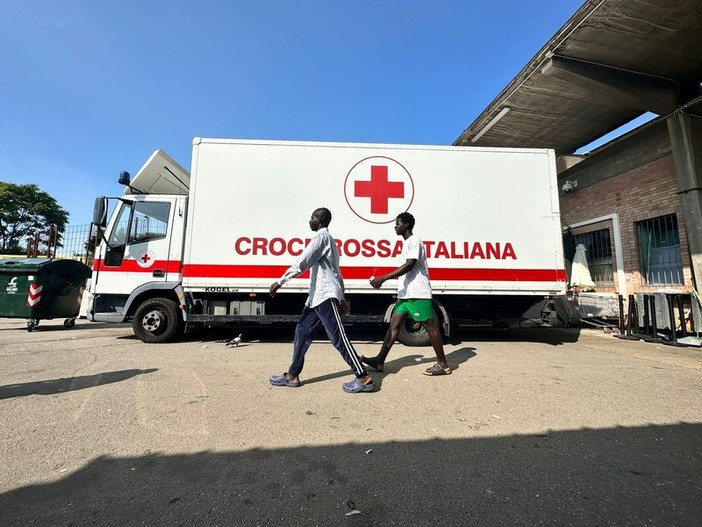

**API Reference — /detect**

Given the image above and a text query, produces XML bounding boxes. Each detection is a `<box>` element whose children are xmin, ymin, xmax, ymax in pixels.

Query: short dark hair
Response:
<box><xmin>396</xmin><ymin>212</ymin><xmax>415</xmax><ymax>230</ymax></box>
<box><xmin>314</xmin><ymin>207</ymin><xmax>332</xmax><ymax>226</ymax></box>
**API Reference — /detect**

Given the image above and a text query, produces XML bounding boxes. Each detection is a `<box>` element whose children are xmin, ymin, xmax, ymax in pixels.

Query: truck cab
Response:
<box><xmin>89</xmin><ymin>150</ymin><xmax>189</xmax><ymax>341</ymax></box>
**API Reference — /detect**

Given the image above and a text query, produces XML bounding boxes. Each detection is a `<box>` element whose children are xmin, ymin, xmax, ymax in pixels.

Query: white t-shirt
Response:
<box><xmin>397</xmin><ymin>234</ymin><xmax>432</xmax><ymax>299</ymax></box>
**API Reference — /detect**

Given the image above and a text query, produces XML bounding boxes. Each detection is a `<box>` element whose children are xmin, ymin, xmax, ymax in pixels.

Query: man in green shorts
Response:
<box><xmin>363</xmin><ymin>212</ymin><xmax>452</xmax><ymax>376</ymax></box>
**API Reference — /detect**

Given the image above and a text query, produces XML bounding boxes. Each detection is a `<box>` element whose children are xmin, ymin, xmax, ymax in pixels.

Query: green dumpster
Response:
<box><xmin>0</xmin><ymin>258</ymin><xmax>92</xmax><ymax>331</ymax></box>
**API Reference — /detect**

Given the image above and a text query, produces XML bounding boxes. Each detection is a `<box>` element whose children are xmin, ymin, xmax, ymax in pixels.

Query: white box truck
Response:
<box><xmin>89</xmin><ymin>138</ymin><xmax>566</xmax><ymax>343</ymax></box>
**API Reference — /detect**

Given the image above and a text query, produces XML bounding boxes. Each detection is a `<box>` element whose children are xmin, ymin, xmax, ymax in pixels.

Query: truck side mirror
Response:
<box><xmin>93</xmin><ymin>196</ymin><xmax>108</xmax><ymax>227</ymax></box>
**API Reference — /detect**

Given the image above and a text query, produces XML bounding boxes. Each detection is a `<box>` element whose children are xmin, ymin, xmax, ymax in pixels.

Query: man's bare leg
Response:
<box><xmin>362</xmin><ymin>313</ymin><xmax>406</xmax><ymax>371</ymax></box>
<box><xmin>423</xmin><ymin>318</ymin><xmax>452</xmax><ymax>374</ymax></box>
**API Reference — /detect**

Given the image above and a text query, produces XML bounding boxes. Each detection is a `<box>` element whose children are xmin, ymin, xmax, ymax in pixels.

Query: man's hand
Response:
<box><xmin>370</xmin><ymin>276</ymin><xmax>385</xmax><ymax>289</ymax></box>
<box><xmin>339</xmin><ymin>299</ymin><xmax>350</xmax><ymax>315</ymax></box>
<box><xmin>269</xmin><ymin>282</ymin><xmax>281</xmax><ymax>297</ymax></box>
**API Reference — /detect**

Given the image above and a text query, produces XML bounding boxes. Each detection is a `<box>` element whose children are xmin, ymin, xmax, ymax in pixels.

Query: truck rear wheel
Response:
<box><xmin>397</xmin><ymin>311</ymin><xmax>441</xmax><ymax>347</ymax></box>
<box><xmin>133</xmin><ymin>298</ymin><xmax>182</xmax><ymax>343</ymax></box>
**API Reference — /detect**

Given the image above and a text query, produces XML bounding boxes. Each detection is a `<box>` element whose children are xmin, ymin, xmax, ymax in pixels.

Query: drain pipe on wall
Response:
<box><xmin>566</xmin><ymin>213</ymin><xmax>627</xmax><ymax>296</ymax></box>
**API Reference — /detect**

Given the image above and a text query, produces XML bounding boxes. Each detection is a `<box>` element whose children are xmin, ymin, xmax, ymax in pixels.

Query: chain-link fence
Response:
<box><xmin>54</xmin><ymin>223</ymin><xmax>99</xmax><ymax>265</ymax></box>
<box><xmin>1</xmin><ymin>224</ymin><xmax>96</xmax><ymax>263</ymax></box>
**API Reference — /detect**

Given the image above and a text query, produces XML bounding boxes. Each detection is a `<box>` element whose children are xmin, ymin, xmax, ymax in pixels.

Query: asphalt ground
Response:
<box><xmin>1</xmin><ymin>318</ymin><xmax>701</xmax><ymax>526</ymax></box>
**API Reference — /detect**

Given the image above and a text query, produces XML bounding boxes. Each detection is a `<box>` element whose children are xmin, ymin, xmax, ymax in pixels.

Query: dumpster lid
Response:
<box><xmin>0</xmin><ymin>258</ymin><xmax>90</xmax><ymax>273</ymax></box>
<box><xmin>0</xmin><ymin>258</ymin><xmax>48</xmax><ymax>270</ymax></box>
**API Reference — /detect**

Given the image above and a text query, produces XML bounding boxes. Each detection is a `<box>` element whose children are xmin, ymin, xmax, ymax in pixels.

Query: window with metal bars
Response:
<box><xmin>574</xmin><ymin>228</ymin><xmax>614</xmax><ymax>288</ymax></box>
<box><xmin>636</xmin><ymin>214</ymin><xmax>683</xmax><ymax>285</ymax></box>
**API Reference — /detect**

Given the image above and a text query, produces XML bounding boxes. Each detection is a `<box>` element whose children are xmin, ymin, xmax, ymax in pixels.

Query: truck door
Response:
<box><xmin>93</xmin><ymin>197</ymin><xmax>180</xmax><ymax>294</ymax></box>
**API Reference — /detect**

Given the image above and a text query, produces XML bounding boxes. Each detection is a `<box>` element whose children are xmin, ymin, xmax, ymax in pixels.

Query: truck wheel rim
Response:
<box><xmin>142</xmin><ymin>310</ymin><xmax>164</xmax><ymax>332</ymax></box>
<box><xmin>405</xmin><ymin>320</ymin><xmax>425</xmax><ymax>335</ymax></box>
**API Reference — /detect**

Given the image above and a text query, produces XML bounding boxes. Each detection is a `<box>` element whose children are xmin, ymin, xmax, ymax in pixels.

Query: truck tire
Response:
<box><xmin>397</xmin><ymin>311</ymin><xmax>441</xmax><ymax>347</ymax></box>
<box><xmin>133</xmin><ymin>298</ymin><xmax>182</xmax><ymax>343</ymax></box>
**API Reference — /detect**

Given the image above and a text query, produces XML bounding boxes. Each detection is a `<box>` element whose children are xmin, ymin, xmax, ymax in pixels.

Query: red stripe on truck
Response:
<box><xmin>93</xmin><ymin>260</ymin><xmax>183</xmax><ymax>273</ymax></box>
<box><xmin>182</xmin><ymin>264</ymin><xmax>566</xmax><ymax>282</ymax></box>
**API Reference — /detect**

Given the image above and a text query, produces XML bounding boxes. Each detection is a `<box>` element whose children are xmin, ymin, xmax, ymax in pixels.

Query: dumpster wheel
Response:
<box><xmin>63</xmin><ymin>318</ymin><xmax>76</xmax><ymax>328</ymax></box>
<box><xmin>26</xmin><ymin>319</ymin><xmax>39</xmax><ymax>332</ymax></box>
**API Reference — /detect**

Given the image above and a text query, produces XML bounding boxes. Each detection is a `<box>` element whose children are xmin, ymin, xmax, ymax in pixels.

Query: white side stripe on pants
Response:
<box><xmin>330</xmin><ymin>300</ymin><xmax>364</xmax><ymax>374</ymax></box>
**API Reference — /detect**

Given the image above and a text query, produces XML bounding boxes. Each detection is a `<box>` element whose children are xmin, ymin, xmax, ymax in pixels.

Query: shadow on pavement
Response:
<box><xmin>0</xmin><ymin>321</ymin><xmax>125</xmax><ymax>333</ymax></box>
<box><xmin>180</xmin><ymin>326</ymin><xmax>581</xmax><ymax>347</ymax></box>
<box><xmin>0</xmin><ymin>369</ymin><xmax>158</xmax><ymax>399</ymax></box>
<box><xmin>179</xmin><ymin>324</ymin><xmax>386</xmax><ymax>346</ymax></box>
<box><xmin>373</xmin><ymin>346</ymin><xmax>477</xmax><ymax>376</ymax></box>
<box><xmin>449</xmin><ymin>326</ymin><xmax>582</xmax><ymax>346</ymax></box>
<box><xmin>294</xmin><ymin>347</ymin><xmax>476</xmax><ymax>389</ymax></box>
<box><xmin>1</xmin><ymin>422</ymin><xmax>699</xmax><ymax>526</ymax></box>
<box><xmin>64</xmin><ymin>310</ymin><xmax>583</xmax><ymax>348</ymax></box>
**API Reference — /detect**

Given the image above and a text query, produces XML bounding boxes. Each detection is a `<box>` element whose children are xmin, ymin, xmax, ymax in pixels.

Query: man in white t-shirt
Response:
<box><xmin>363</xmin><ymin>212</ymin><xmax>452</xmax><ymax>376</ymax></box>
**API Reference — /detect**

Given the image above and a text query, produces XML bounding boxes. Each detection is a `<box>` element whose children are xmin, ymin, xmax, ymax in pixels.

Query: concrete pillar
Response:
<box><xmin>667</xmin><ymin>112</ymin><xmax>702</xmax><ymax>290</ymax></box>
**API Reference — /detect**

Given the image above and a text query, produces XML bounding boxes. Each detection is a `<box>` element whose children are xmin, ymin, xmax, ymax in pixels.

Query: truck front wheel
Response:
<box><xmin>133</xmin><ymin>298</ymin><xmax>182</xmax><ymax>343</ymax></box>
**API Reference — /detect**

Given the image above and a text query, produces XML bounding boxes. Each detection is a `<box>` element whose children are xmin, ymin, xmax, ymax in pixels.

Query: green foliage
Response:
<box><xmin>0</xmin><ymin>181</ymin><xmax>69</xmax><ymax>254</ymax></box>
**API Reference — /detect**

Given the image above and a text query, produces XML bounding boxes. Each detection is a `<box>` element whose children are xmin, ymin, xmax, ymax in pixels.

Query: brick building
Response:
<box><xmin>559</xmin><ymin>120</ymin><xmax>694</xmax><ymax>296</ymax></box>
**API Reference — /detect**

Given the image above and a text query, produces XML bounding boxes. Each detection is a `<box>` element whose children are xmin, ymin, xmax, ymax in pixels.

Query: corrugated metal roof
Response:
<box><xmin>453</xmin><ymin>0</ymin><xmax>702</xmax><ymax>155</ymax></box>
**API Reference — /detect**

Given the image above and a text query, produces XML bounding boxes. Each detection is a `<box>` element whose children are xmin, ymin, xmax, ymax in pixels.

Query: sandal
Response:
<box><xmin>423</xmin><ymin>363</ymin><xmax>452</xmax><ymax>376</ymax></box>
<box><xmin>361</xmin><ymin>356</ymin><xmax>384</xmax><ymax>372</ymax></box>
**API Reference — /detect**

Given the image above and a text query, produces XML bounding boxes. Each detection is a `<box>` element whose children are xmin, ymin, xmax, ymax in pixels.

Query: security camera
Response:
<box><xmin>562</xmin><ymin>180</ymin><xmax>577</xmax><ymax>194</ymax></box>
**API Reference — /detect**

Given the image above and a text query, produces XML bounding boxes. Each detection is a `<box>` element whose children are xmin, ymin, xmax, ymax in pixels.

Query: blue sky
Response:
<box><xmin>1</xmin><ymin>0</ymin><xmax>585</xmax><ymax>227</ymax></box>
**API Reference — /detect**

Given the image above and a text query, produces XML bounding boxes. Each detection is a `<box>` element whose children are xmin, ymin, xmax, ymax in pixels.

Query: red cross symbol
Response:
<box><xmin>140</xmin><ymin>253</ymin><xmax>152</xmax><ymax>264</ymax></box>
<box><xmin>354</xmin><ymin>165</ymin><xmax>405</xmax><ymax>214</ymax></box>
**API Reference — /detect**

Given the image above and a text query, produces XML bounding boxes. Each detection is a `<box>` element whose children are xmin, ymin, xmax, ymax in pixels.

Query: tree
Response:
<box><xmin>0</xmin><ymin>182</ymin><xmax>69</xmax><ymax>254</ymax></box>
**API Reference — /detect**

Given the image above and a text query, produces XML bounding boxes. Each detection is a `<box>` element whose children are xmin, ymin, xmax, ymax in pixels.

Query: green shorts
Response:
<box><xmin>394</xmin><ymin>299</ymin><xmax>434</xmax><ymax>322</ymax></box>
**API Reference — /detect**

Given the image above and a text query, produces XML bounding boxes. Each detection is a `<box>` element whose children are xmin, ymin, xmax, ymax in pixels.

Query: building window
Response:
<box><xmin>636</xmin><ymin>214</ymin><xmax>683</xmax><ymax>285</ymax></box>
<box><xmin>574</xmin><ymin>228</ymin><xmax>614</xmax><ymax>288</ymax></box>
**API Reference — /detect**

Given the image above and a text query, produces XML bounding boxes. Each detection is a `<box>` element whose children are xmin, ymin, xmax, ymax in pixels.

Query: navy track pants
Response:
<box><xmin>288</xmin><ymin>298</ymin><xmax>368</xmax><ymax>378</ymax></box>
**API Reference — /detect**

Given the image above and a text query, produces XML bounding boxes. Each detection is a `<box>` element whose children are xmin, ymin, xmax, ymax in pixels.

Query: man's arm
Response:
<box><xmin>370</xmin><ymin>259</ymin><xmax>417</xmax><ymax>289</ymax></box>
<box><xmin>269</xmin><ymin>235</ymin><xmax>325</xmax><ymax>297</ymax></box>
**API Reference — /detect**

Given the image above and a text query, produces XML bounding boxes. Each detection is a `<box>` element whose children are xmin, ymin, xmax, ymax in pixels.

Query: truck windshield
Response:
<box><xmin>129</xmin><ymin>202</ymin><xmax>170</xmax><ymax>243</ymax></box>
<box><xmin>107</xmin><ymin>201</ymin><xmax>171</xmax><ymax>247</ymax></box>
